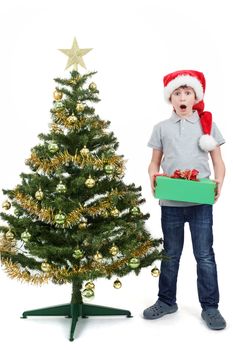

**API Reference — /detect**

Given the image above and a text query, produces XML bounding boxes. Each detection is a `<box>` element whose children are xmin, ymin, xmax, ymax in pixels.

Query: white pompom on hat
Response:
<box><xmin>163</xmin><ymin>70</ymin><xmax>217</xmax><ymax>152</ymax></box>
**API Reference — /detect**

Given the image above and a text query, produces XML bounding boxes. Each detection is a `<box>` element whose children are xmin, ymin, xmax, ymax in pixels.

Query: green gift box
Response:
<box><xmin>155</xmin><ymin>176</ymin><xmax>216</xmax><ymax>204</ymax></box>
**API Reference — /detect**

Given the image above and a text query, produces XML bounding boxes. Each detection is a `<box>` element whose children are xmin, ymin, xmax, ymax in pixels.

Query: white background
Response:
<box><xmin>0</xmin><ymin>0</ymin><xmax>232</xmax><ymax>349</ymax></box>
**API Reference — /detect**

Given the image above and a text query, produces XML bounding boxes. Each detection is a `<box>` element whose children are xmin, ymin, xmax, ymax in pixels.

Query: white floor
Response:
<box><xmin>1</xmin><ymin>253</ymin><xmax>231</xmax><ymax>350</ymax></box>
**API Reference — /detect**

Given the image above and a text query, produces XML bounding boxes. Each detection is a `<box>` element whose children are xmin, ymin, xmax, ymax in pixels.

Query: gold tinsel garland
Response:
<box><xmin>0</xmin><ymin>237</ymin><xmax>17</xmax><ymax>255</ymax></box>
<box><xmin>52</xmin><ymin>111</ymin><xmax>109</xmax><ymax>131</ymax></box>
<box><xmin>14</xmin><ymin>189</ymin><xmax>130</xmax><ymax>227</ymax></box>
<box><xmin>1</xmin><ymin>241</ymin><xmax>154</xmax><ymax>285</ymax></box>
<box><xmin>26</xmin><ymin>150</ymin><xmax>124</xmax><ymax>174</ymax></box>
<box><xmin>0</xmin><ymin>260</ymin><xmax>50</xmax><ymax>285</ymax></box>
<box><xmin>14</xmin><ymin>191</ymin><xmax>54</xmax><ymax>224</ymax></box>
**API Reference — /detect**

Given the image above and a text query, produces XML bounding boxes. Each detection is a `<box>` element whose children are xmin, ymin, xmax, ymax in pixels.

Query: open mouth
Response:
<box><xmin>180</xmin><ymin>104</ymin><xmax>187</xmax><ymax>110</ymax></box>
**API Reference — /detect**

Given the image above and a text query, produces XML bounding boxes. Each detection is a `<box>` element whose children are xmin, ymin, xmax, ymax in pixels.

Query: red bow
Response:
<box><xmin>154</xmin><ymin>169</ymin><xmax>199</xmax><ymax>181</ymax></box>
<box><xmin>170</xmin><ymin>169</ymin><xmax>199</xmax><ymax>181</ymax></box>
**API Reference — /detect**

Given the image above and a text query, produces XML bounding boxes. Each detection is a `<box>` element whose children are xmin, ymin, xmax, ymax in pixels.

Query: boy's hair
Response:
<box><xmin>170</xmin><ymin>85</ymin><xmax>197</xmax><ymax>100</ymax></box>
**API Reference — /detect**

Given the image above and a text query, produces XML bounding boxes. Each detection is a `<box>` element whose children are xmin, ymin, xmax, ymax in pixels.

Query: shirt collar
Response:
<box><xmin>170</xmin><ymin>110</ymin><xmax>199</xmax><ymax>123</ymax></box>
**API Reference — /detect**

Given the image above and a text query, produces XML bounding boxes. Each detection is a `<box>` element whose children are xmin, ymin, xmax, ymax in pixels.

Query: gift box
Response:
<box><xmin>155</xmin><ymin>176</ymin><xmax>216</xmax><ymax>204</ymax></box>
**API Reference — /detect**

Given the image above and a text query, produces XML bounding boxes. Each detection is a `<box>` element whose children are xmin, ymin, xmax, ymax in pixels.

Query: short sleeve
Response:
<box><xmin>147</xmin><ymin>123</ymin><xmax>163</xmax><ymax>150</ymax></box>
<box><xmin>211</xmin><ymin>122</ymin><xmax>225</xmax><ymax>146</ymax></box>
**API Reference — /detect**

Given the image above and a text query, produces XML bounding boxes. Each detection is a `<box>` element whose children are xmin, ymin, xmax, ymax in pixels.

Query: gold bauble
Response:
<box><xmin>21</xmin><ymin>229</ymin><xmax>31</xmax><ymax>242</ymax></box>
<box><xmin>53</xmin><ymin>90</ymin><xmax>63</xmax><ymax>101</ymax></box>
<box><xmin>85</xmin><ymin>176</ymin><xmax>95</xmax><ymax>188</ymax></box>
<box><xmin>41</xmin><ymin>262</ymin><xmax>51</xmax><ymax>272</ymax></box>
<box><xmin>73</xmin><ymin>248</ymin><xmax>84</xmax><ymax>259</ymax></box>
<box><xmin>85</xmin><ymin>281</ymin><xmax>95</xmax><ymax>290</ymax></box>
<box><xmin>151</xmin><ymin>267</ymin><xmax>160</xmax><ymax>277</ymax></box>
<box><xmin>56</xmin><ymin>181</ymin><xmax>67</xmax><ymax>193</ymax></box>
<box><xmin>35</xmin><ymin>188</ymin><xmax>44</xmax><ymax>200</ymax></box>
<box><xmin>67</xmin><ymin>115</ymin><xmax>78</xmax><ymax>125</ymax></box>
<box><xmin>113</xmin><ymin>279</ymin><xmax>122</xmax><ymax>289</ymax></box>
<box><xmin>110</xmin><ymin>207</ymin><xmax>120</xmax><ymax>217</ymax></box>
<box><xmin>80</xmin><ymin>146</ymin><xmax>90</xmax><ymax>157</ymax></box>
<box><xmin>48</xmin><ymin>141</ymin><xmax>59</xmax><ymax>153</ymax></box>
<box><xmin>5</xmin><ymin>230</ymin><xmax>15</xmax><ymax>241</ymax></box>
<box><xmin>104</xmin><ymin>164</ymin><xmax>115</xmax><ymax>175</ymax></box>
<box><xmin>76</xmin><ymin>102</ymin><xmax>85</xmax><ymax>112</ymax></box>
<box><xmin>89</xmin><ymin>82</ymin><xmax>97</xmax><ymax>91</ymax></box>
<box><xmin>109</xmin><ymin>244</ymin><xmax>119</xmax><ymax>256</ymax></box>
<box><xmin>82</xmin><ymin>288</ymin><xmax>94</xmax><ymax>299</ymax></box>
<box><xmin>129</xmin><ymin>257</ymin><xmax>140</xmax><ymax>269</ymax></box>
<box><xmin>53</xmin><ymin>101</ymin><xmax>64</xmax><ymax>110</ymax></box>
<box><xmin>55</xmin><ymin>212</ymin><xmax>66</xmax><ymax>225</ymax></box>
<box><xmin>130</xmin><ymin>206</ymin><xmax>141</xmax><ymax>216</ymax></box>
<box><xmin>94</xmin><ymin>251</ymin><xmax>103</xmax><ymax>262</ymax></box>
<box><xmin>2</xmin><ymin>200</ymin><xmax>11</xmax><ymax>210</ymax></box>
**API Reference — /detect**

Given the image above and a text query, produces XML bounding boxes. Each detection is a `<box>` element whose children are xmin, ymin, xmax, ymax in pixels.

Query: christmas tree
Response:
<box><xmin>0</xmin><ymin>38</ymin><xmax>163</xmax><ymax>341</ymax></box>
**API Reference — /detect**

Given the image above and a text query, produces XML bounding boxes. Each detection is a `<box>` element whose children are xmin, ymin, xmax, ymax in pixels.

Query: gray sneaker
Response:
<box><xmin>201</xmin><ymin>308</ymin><xmax>226</xmax><ymax>330</ymax></box>
<box><xmin>143</xmin><ymin>300</ymin><xmax>178</xmax><ymax>320</ymax></box>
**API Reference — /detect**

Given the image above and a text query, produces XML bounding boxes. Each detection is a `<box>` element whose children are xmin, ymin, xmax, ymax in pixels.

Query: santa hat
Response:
<box><xmin>163</xmin><ymin>70</ymin><xmax>217</xmax><ymax>152</ymax></box>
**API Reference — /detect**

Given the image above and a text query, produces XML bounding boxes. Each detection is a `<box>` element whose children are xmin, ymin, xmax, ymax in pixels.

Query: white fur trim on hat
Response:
<box><xmin>164</xmin><ymin>75</ymin><xmax>204</xmax><ymax>103</ymax></box>
<box><xmin>199</xmin><ymin>134</ymin><xmax>218</xmax><ymax>152</ymax></box>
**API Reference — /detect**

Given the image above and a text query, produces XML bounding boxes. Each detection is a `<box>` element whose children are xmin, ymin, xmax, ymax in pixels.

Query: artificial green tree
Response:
<box><xmin>0</xmin><ymin>38</ymin><xmax>163</xmax><ymax>341</ymax></box>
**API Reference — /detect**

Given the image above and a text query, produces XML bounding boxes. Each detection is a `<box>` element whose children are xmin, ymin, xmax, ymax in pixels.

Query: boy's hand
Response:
<box><xmin>151</xmin><ymin>177</ymin><xmax>155</xmax><ymax>194</ymax></box>
<box><xmin>150</xmin><ymin>173</ymin><xmax>161</xmax><ymax>195</ymax></box>
<box><xmin>214</xmin><ymin>179</ymin><xmax>222</xmax><ymax>202</ymax></box>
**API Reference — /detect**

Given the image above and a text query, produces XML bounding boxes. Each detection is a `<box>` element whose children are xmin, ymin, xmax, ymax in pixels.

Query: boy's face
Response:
<box><xmin>170</xmin><ymin>86</ymin><xmax>197</xmax><ymax>117</ymax></box>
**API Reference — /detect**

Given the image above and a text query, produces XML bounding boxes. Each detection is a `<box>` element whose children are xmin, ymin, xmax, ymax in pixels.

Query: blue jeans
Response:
<box><xmin>158</xmin><ymin>205</ymin><xmax>219</xmax><ymax>310</ymax></box>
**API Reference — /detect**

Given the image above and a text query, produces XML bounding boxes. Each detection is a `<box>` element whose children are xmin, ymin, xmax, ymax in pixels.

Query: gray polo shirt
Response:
<box><xmin>148</xmin><ymin>111</ymin><xmax>225</xmax><ymax>207</ymax></box>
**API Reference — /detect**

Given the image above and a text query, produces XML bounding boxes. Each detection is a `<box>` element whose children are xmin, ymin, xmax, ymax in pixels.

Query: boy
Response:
<box><xmin>143</xmin><ymin>70</ymin><xmax>226</xmax><ymax>330</ymax></box>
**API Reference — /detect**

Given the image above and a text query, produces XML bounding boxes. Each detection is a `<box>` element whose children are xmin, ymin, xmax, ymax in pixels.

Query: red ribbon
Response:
<box><xmin>154</xmin><ymin>169</ymin><xmax>199</xmax><ymax>181</ymax></box>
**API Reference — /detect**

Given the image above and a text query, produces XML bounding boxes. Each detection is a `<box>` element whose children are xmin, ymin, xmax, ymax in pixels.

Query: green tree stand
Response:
<box><xmin>21</xmin><ymin>279</ymin><xmax>132</xmax><ymax>341</ymax></box>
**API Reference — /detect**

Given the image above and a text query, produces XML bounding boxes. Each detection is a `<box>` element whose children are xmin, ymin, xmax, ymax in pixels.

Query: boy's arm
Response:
<box><xmin>210</xmin><ymin>146</ymin><xmax>226</xmax><ymax>202</ymax></box>
<box><xmin>148</xmin><ymin>149</ymin><xmax>163</xmax><ymax>193</ymax></box>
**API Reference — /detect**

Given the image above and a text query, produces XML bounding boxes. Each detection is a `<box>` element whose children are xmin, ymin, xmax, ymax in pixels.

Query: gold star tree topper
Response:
<box><xmin>59</xmin><ymin>38</ymin><xmax>92</xmax><ymax>71</ymax></box>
